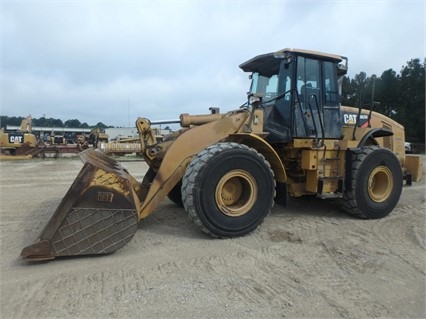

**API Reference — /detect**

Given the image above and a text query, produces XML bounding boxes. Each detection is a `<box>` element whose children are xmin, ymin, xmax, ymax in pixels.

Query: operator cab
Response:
<box><xmin>240</xmin><ymin>48</ymin><xmax>348</xmax><ymax>144</ymax></box>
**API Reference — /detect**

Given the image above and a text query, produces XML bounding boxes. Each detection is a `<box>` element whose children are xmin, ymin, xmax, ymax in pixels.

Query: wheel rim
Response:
<box><xmin>368</xmin><ymin>166</ymin><xmax>393</xmax><ymax>202</ymax></box>
<box><xmin>215</xmin><ymin>169</ymin><xmax>257</xmax><ymax>217</ymax></box>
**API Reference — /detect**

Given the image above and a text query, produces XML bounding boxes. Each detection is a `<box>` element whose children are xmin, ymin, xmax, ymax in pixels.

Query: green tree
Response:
<box><xmin>341</xmin><ymin>72</ymin><xmax>370</xmax><ymax>107</ymax></box>
<box><xmin>65</xmin><ymin>119</ymin><xmax>81</xmax><ymax>128</ymax></box>
<box><xmin>375</xmin><ymin>69</ymin><xmax>399</xmax><ymax>118</ymax></box>
<box><xmin>0</xmin><ymin>116</ymin><xmax>24</xmax><ymax>127</ymax></box>
<box><xmin>33</xmin><ymin>117</ymin><xmax>46</xmax><ymax>126</ymax></box>
<box><xmin>49</xmin><ymin>118</ymin><xmax>64</xmax><ymax>127</ymax></box>
<box><xmin>341</xmin><ymin>58</ymin><xmax>425</xmax><ymax>143</ymax></box>
<box><xmin>341</xmin><ymin>76</ymin><xmax>356</xmax><ymax>106</ymax></box>
<box><xmin>94</xmin><ymin>122</ymin><xmax>108</xmax><ymax>129</ymax></box>
<box><xmin>397</xmin><ymin>58</ymin><xmax>425</xmax><ymax>143</ymax></box>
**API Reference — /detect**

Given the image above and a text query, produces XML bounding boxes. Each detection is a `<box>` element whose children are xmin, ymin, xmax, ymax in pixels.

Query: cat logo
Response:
<box><xmin>343</xmin><ymin>113</ymin><xmax>370</xmax><ymax>127</ymax></box>
<box><xmin>9</xmin><ymin>135</ymin><xmax>23</xmax><ymax>143</ymax></box>
<box><xmin>343</xmin><ymin>113</ymin><xmax>357</xmax><ymax>125</ymax></box>
<box><xmin>97</xmin><ymin>192</ymin><xmax>114</xmax><ymax>203</ymax></box>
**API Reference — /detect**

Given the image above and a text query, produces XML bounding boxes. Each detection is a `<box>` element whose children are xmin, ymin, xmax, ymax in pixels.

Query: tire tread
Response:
<box><xmin>182</xmin><ymin>142</ymin><xmax>275</xmax><ymax>237</ymax></box>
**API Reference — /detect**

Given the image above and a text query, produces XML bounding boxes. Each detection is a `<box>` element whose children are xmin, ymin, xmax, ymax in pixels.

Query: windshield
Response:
<box><xmin>249</xmin><ymin>73</ymin><xmax>279</xmax><ymax>101</ymax></box>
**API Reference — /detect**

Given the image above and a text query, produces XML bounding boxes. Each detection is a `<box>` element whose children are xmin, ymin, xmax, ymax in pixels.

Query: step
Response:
<box><xmin>317</xmin><ymin>176</ymin><xmax>344</xmax><ymax>199</ymax></box>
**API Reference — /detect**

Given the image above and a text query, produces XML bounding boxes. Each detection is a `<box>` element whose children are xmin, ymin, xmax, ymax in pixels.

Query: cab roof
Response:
<box><xmin>239</xmin><ymin>48</ymin><xmax>346</xmax><ymax>76</ymax></box>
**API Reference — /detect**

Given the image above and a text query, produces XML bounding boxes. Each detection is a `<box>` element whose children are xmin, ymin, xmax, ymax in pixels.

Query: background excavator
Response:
<box><xmin>0</xmin><ymin>115</ymin><xmax>37</xmax><ymax>156</ymax></box>
<box><xmin>1</xmin><ymin>116</ymin><xmax>89</xmax><ymax>159</ymax></box>
<box><xmin>21</xmin><ymin>48</ymin><xmax>422</xmax><ymax>261</ymax></box>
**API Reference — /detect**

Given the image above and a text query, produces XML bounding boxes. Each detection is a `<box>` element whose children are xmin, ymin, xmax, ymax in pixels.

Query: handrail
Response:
<box><xmin>307</xmin><ymin>93</ymin><xmax>325</xmax><ymax>147</ymax></box>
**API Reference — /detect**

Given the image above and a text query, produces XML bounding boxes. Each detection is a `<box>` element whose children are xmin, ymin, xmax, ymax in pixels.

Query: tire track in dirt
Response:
<box><xmin>294</xmin><ymin>199</ymin><xmax>425</xmax><ymax>318</ymax></box>
<box><xmin>2</xmin><ymin>247</ymin><xmax>301</xmax><ymax>318</ymax></box>
<box><xmin>369</xmin><ymin>204</ymin><xmax>426</xmax><ymax>275</ymax></box>
<box><xmin>134</xmin><ymin>227</ymin><xmax>306</xmax><ymax>315</ymax></box>
<box><xmin>1</xmin><ymin>199</ymin><xmax>64</xmax><ymax>270</ymax></box>
<box><xmin>212</xmin><ymin>221</ymin><xmax>349</xmax><ymax>316</ymax></box>
<box><xmin>256</xmin><ymin>202</ymin><xmax>411</xmax><ymax>317</ymax></box>
<box><xmin>178</xmin><ymin>246</ymin><xmax>301</xmax><ymax>312</ymax></box>
<box><xmin>226</xmin><ymin>233</ymin><xmax>388</xmax><ymax>318</ymax></box>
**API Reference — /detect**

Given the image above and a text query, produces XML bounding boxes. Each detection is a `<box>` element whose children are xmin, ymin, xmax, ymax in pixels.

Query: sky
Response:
<box><xmin>1</xmin><ymin>0</ymin><xmax>425</xmax><ymax>128</ymax></box>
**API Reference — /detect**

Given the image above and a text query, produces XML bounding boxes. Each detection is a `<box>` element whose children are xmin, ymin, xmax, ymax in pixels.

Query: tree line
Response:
<box><xmin>341</xmin><ymin>58</ymin><xmax>425</xmax><ymax>143</ymax></box>
<box><xmin>0</xmin><ymin>116</ymin><xmax>112</xmax><ymax>130</ymax></box>
<box><xmin>1</xmin><ymin>58</ymin><xmax>424</xmax><ymax>143</ymax></box>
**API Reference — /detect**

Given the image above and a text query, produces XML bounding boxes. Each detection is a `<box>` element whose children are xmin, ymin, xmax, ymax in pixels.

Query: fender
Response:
<box><xmin>357</xmin><ymin>128</ymin><xmax>393</xmax><ymax>148</ymax></box>
<box><xmin>226</xmin><ymin>133</ymin><xmax>287</xmax><ymax>183</ymax></box>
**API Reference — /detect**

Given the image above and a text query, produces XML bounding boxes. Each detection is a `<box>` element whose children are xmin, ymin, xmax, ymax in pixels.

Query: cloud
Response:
<box><xmin>2</xmin><ymin>0</ymin><xmax>424</xmax><ymax>127</ymax></box>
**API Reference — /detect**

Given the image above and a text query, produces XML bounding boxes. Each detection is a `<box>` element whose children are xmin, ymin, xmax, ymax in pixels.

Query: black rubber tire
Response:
<box><xmin>182</xmin><ymin>142</ymin><xmax>275</xmax><ymax>238</ymax></box>
<box><xmin>142</xmin><ymin>167</ymin><xmax>156</xmax><ymax>185</ymax></box>
<box><xmin>339</xmin><ymin>146</ymin><xmax>403</xmax><ymax>219</ymax></box>
<box><xmin>143</xmin><ymin>168</ymin><xmax>183</xmax><ymax>207</ymax></box>
<box><xmin>167</xmin><ymin>181</ymin><xmax>183</xmax><ymax>207</ymax></box>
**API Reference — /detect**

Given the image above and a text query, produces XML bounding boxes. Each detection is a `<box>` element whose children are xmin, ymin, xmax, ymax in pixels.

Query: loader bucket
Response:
<box><xmin>21</xmin><ymin>149</ymin><xmax>139</xmax><ymax>261</ymax></box>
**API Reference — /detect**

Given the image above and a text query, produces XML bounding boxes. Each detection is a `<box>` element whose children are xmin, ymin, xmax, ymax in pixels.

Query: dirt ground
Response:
<box><xmin>0</xmin><ymin>155</ymin><xmax>425</xmax><ymax>319</ymax></box>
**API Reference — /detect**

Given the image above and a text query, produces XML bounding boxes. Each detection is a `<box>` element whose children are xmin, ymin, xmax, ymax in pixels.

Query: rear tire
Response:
<box><xmin>339</xmin><ymin>146</ymin><xmax>403</xmax><ymax>219</ymax></box>
<box><xmin>182</xmin><ymin>142</ymin><xmax>275</xmax><ymax>237</ymax></box>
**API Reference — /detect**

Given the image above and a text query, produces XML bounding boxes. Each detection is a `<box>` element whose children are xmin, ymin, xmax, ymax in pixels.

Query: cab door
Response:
<box><xmin>294</xmin><ymin>56</ymin><xmax>342</xmax><ymax>140</ymax></box>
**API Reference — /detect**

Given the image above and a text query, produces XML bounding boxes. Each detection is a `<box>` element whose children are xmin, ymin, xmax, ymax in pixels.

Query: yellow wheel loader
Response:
<box><xmin>21</xmin><ymin>48</ymin><xmax>423</xmax><ymax>261</ymax></box>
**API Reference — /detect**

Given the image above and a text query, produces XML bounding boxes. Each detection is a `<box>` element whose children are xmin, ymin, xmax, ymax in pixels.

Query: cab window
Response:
<box><xmin>323</xmin><ymin>61</ymin><xmax>339</xmax><ymax>107</ymax></box>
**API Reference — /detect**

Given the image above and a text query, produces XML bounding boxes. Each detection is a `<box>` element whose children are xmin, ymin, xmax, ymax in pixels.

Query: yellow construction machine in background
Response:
<box><xmin>0</xmin><ymin>115</ymin><xmax>37</xmax><ymax>156</ymax></box>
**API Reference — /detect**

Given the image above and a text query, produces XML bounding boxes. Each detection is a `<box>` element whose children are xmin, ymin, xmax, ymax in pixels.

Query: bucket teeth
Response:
<box><xmin>21</xmin><ymin>240</ymin><xmax>54</xmax><ymax>261</ymax></box>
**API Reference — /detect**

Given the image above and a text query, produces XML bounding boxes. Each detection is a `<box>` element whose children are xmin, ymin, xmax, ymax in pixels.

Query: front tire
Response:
<box><xmin>339</xmin><ymin>146</ymin><xmax>403</xmax><ymax>219</ymax></box>
<box><xmin>182</xmin><ymin>143</ymin><xmax>276</xmax><ymax>237</ymax></box>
